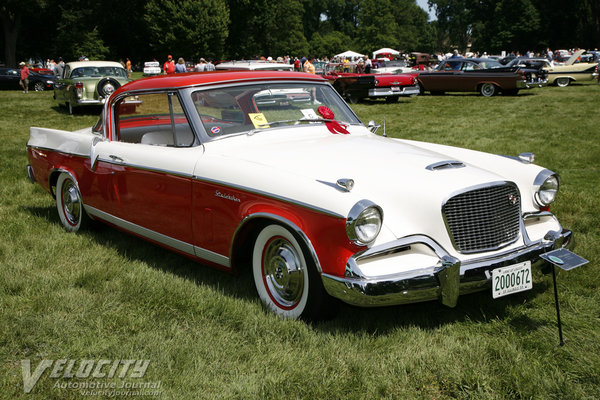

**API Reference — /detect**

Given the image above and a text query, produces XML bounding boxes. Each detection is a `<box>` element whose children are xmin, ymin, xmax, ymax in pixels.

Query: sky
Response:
<box><xmin>416</xmin><ymin>0</ymin><xmax>437</xmax><ymax>21</ymax></box>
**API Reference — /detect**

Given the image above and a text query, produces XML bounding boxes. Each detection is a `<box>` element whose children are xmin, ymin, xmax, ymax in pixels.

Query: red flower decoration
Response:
<box><xmin>317</xmin><ymin>106</ymin><xmax>349</xmax><ymax>135</ymax></box>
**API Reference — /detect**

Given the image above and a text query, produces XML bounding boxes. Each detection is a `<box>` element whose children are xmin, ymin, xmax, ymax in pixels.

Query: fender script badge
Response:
<box><xmin>215</xmin><ymin>190</ymin><xmax>241</xmax><ymax>203</ymax></box>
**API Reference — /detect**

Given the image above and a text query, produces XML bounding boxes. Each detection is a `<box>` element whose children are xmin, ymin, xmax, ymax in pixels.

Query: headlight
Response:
<box><xmin>534</xmin><ymin>171</ymin><xmax>560</xmax><ymax>207</ymax></box>
<box><xmin>346</xmin><ymin>200</ymin><xmax>383</xmax><ymax>245</ymax></box>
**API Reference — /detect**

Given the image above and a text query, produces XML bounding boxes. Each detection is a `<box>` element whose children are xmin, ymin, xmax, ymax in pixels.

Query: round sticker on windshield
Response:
<box><xmin>210</xmin><ymin>126</ymin><xmax>221</xmax><ymax>135</ymax></box>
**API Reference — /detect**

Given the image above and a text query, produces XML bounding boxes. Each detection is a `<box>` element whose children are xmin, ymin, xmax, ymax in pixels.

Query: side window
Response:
<box><xmin>115</xmin><ymin>92</ymin><xmax>195</xmax><ymax>147</ymax></box>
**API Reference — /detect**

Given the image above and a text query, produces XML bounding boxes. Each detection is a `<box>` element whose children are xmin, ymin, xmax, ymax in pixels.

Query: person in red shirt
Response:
<box><xmin>19</xmin><ymin>62</ymin><xmax>30</xmax><ymax>93</ymax></box>
<box><xmin>163</xmin><ymin>55</ymin><xmax>175</xmax><ymax>74</ymax></box>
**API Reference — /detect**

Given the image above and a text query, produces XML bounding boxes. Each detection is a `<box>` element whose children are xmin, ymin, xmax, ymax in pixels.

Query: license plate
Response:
<box><xmin>492</xmin><ymin>261</ymin><xmax>532</xmax><ymax>299</ymax></box>
<box><xmin>391</xmin><ymin>86</ymin><xmax>400</xmax><ymax>91</ymax></box>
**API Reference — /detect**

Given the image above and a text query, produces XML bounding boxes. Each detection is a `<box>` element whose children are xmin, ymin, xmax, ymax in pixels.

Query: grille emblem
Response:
<box><xmin>508</xmin><ymin>194</ymin><xmax>518</xmax><ymax>205</ymax></box>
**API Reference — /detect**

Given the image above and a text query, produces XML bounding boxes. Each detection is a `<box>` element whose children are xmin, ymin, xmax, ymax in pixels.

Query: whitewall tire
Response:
<box><xmin>56</xmin><ymin>173</ymin><xmax>87</xmax><ymax>232</ymax></box>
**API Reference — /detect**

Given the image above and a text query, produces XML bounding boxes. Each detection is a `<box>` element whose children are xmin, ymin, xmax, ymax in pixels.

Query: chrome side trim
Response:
<box><xmin>84</xmin><ymin>205</ymin><xmax>230</xmax><ymax>268</ymax></box>
<box><xmin>27</xmin><ymin>144</ymin><xmax>89</xmax><ymax>158</ymax></box>
<box><xmin>95</xmin><ymin>157</ymin><xmax>194</xmax><ymax>179</ymax></box>
<box><xmin>231</xmin><ymin>212</ymin><xmax>323</xmax><ymax>273</ymax></box>
<box><xmin>193</xmin><ymin>175</ymin><xmax>344</xmax><ymax>219</ymax></box>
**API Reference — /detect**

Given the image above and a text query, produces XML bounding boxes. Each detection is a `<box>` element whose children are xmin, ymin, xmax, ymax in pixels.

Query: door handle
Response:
<box><xmin>108</xmin><ymin>154</ymin><xmax>124</xmax><ymax>163</ymax></box>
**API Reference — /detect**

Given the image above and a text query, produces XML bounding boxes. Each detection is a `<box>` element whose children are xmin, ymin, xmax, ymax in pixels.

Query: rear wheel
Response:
<box><xmin>56</xmin><ymin>173</ymin><xmax>88</xmax><ymax>232</ymax></box>
<box><xmin>252</xmin><ymin>224</ymin><xmax>335</xmax><ymax>320</ymax></box>
<box><xmin>480</xmin><ymin>83</ymin><xmax>497</xmax><ymax>97</ymax></box>
<box><xmin>555</xmin><ymin>77</ymin><xmax>570</xmax><ymax>87</ymax></box>
<box><xmin>346</xmin><ymin>94</ymin><xmax>359</xmax><ymax>104</ymax></box>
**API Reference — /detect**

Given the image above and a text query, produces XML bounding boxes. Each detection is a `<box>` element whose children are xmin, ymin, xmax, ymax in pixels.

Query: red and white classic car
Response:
<box><xmin>27</xmin><ymin>71</ymin><xmax>577</xmax><ymax>319</ymax></box>
<box><xmin>324</xmin><ymin>65</ymin><xmax>420</xmax><ymax>103</ymax></box>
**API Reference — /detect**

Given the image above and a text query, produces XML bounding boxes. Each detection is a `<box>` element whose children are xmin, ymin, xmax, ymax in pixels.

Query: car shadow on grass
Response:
<box><xmin>23</xmin><ymin>204</ymin><xmax>558</xmax><ymax>335</ymax></box>
<box><xmin>22</xmin><ymin>205</ymin><xmax>258</xmax><ymax>303</ymax></box>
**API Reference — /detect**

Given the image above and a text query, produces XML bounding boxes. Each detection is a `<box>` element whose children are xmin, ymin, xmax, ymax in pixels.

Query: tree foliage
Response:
<box><xmin>429</xmin><ymin>0</ymin><xmax>600</xmax><ymax>53</ymax></box>
<box><xmin>0</xmin><ymin>0</ymin><xmax>599</xmax><ymax>67</ymax></box>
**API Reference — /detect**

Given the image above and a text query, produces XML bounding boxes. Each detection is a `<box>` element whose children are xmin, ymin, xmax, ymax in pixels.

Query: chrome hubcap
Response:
<box><xmin>262</xmin><ymin>237</ymin><xmax>304</xmax><ymax>308</ymax></box>
<box><xmin>62</xmin><ymin>181</ymin><xmax>81</xmax><ymax>225</ymax></box>
<box><xmin>103</xmin><ymin>83</ymin><xmax>115</xmax><ymax>95</ymax></box>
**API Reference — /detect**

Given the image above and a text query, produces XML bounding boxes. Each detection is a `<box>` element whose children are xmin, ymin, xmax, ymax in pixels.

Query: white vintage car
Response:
<box><xmin>27</xmin><ymin>71</ymin><xmax>577</xmax><ymax>319</ymax></box>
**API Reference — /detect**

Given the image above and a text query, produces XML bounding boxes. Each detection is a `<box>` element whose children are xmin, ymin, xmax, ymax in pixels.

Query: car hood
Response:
<box><xmin>204</xmin><ymin>126</ymin><xmax>509</xmax><ymax>244</ymax></box>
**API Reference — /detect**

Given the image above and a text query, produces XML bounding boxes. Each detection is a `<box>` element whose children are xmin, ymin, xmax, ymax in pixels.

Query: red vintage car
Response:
<box><xmin>324</xmin><ymin>66</ymin><xmax>420</xmax><ymax>103</ymax></box>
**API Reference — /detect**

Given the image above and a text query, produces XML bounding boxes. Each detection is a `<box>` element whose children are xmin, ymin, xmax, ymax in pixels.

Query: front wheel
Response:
<box><xmin>33</xmin><ymin>81</ymin><xmax>45</xmax><ymax>91</ymax></box>
<box><xmin>252</xmin><ymin>224</ymin><xmax>335</xmax><ymax>320</ymax></box>
<box><xmin>555</xmin><ymin>77</ymin><xmax>570</xmax><ymax>87</ymax></box>
<box><xmin>480</xmin><ymin>83</ymin><xmax>497</xmax><ymax>97</ymax></box>
<box><xmin>56</xmin><ymin>173</ymin><xmax>88</xmax><ymax>232</ymax></box>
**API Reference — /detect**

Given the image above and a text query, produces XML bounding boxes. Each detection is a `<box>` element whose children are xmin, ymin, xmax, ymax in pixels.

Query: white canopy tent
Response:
<box><xmin>334</xmin><ymin>50</ymin><xmax>365</xmax><ymax>59</ymax></box>
<box><xmin>372</xmin><ymin>48</ymin><xmax>400</xmax><ymax>58</ymax></box>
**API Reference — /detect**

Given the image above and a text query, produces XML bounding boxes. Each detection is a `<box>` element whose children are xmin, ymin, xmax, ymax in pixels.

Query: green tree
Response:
<box><xmin>356</xmin><ymin>0</ymin><xmax>432</xmax><ymax>54</ymax></box>
<box><xmin>0</xmin><ymin>0</ymin><xmax>47</xmax><ymax>67</ymax></box>
<box><xmin>226</xmin><ymin>0</ymin><xmax>308</xmax><ymax>58</ymax></box>
<box><xmin>145</xmin><ymin>0</ymin><xmax>229</xmax><ymax>61</ymax></box>
<box><xmin>309</xmin><ymin>31</ymin><xmax>353</xmax><ymax>57</ymax></box>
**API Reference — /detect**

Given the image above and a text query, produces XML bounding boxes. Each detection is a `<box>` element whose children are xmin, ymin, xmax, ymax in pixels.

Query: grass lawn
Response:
<box><xmin>1</xmin><ymin>81</ymin><xmax>599</xmax><ymax>399</ymax></box>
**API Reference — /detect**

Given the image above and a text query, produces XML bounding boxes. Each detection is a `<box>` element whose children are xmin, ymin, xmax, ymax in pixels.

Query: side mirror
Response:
<box><xmin>367</xmin><ymin>120</ymin><xmax>380</xmax><ymax>134</ymax></box>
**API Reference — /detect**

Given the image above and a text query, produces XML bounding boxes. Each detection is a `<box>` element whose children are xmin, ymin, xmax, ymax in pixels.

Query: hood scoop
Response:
<box><xmin>426</xmin><ymin>160</ymin><xmax>466</xmax><ymax>171</ymax></box>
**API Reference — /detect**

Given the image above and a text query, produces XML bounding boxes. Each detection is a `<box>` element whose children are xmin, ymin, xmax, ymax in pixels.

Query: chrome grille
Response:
<box><xmin>442</xmin><ymin>183</ymin><xmax>521</xmax><ymax>253</ymax></box>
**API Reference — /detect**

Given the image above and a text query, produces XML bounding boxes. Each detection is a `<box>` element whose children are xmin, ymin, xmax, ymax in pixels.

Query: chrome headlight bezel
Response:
<box><xmin>534</xmin><ymin>170</ymin><xmax>560</xmax><ymax>207</ymax></box>
<box><xmin>346</xmin><ymin>200</ymin><xmax>383</xmax><ymax>246</ymax></box>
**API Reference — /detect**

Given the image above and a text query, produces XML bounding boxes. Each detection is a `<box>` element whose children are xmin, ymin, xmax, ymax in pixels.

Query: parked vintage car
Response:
<box><xmin>544</xmin><ymin>50</ymin><xmax>599</xmax><ymax>86</ymax></box>
<box><xmin>27</xmin><ymin>71</ymin><xmax>578</xmax><ymax>319</ymax></box>
<box><xmin>0</xmin><ymin>67</ymin><xmax>56</xmax><ymax>91</ymax></box>
<box><xmin>324</xmin><ymin>70</ymin><xmax>420</xmax><ymax>103</ymax></box>
<box><xmin>417</xmin><ymin>58</ymin><xmax>546</xmax><ymax>96</ymax></box>
<box><xmin>371</xmin><ymin>60</ymin><xmax>414</xmax><ymax>74</ymax></box>
<box><xmin>143</xmin><ymin>61</ymin><xmax>161</xmax><ymax>76</ymax></box>
<box><xmin>53</xmin><ymin>61</ymin><xmax>130</xmax><ymax>114</ymax></box>
<box><xmin>216</xmin><ymin>60</ymin><xmax>294</xmax><ymax>71</ymax></box>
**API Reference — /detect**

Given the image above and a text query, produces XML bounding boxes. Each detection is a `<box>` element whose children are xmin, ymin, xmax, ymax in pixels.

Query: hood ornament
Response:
<box><xmin>336</xmin><ymin>179</ymin><xmax>354</xmax><ymax>192</ymax></box>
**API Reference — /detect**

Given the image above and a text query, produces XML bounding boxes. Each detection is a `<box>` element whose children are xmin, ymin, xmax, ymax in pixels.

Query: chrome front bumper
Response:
<box><xmin>321</xmin><ymin>228</ymin><xmax>574</xmax><ymax>308</ymax></box>
<box><xmin>368</xmin><ymin>85</ymin><xmax>420</xmax><ymax>97</ymax></box>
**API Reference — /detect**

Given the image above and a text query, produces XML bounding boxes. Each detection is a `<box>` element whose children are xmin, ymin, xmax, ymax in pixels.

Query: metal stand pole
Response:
<box><xmin>551</xmin><ymin>265</ymin><xmax>565</xmax><ymax>346</ymax></box>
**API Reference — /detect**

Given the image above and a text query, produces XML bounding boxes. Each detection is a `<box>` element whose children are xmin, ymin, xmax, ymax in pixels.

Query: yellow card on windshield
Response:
<box><xmin>249</xmin><ymin>113</ymin><xmax>269</xmax><ymax>128</ymax></box>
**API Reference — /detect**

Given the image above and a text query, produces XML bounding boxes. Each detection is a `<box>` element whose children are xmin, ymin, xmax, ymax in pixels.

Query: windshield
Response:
<box><xmin>191</xmin><ymin>82</ymin><xmax>362</xmax><ymax>137</ymax></box>
<box><xmin>70</xmin><ymin>66</ymin><xmax>127</xmax><ymax>78</ymax></box>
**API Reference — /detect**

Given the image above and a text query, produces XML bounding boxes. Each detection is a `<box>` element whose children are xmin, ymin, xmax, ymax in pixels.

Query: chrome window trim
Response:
<box><xmin>179</xmin><ymin>80</ymin><xmax>364</xmax><ymax>143</ymax></box>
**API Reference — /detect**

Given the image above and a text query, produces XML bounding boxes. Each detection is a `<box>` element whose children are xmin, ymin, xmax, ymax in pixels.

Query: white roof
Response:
<box><xmin>373</xmin><ymin>48</ymin><xmax>400</xmax><ymax>57</ymax></box>
<box><xmin>334</xmin><ymin>50</ymin><xmax>365</xmax><ymax>59</ymax></box>
<box><xmin>66</xmin><ymin>60</ymin><xmax>125</xmax><ymax>69</ymax></box>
